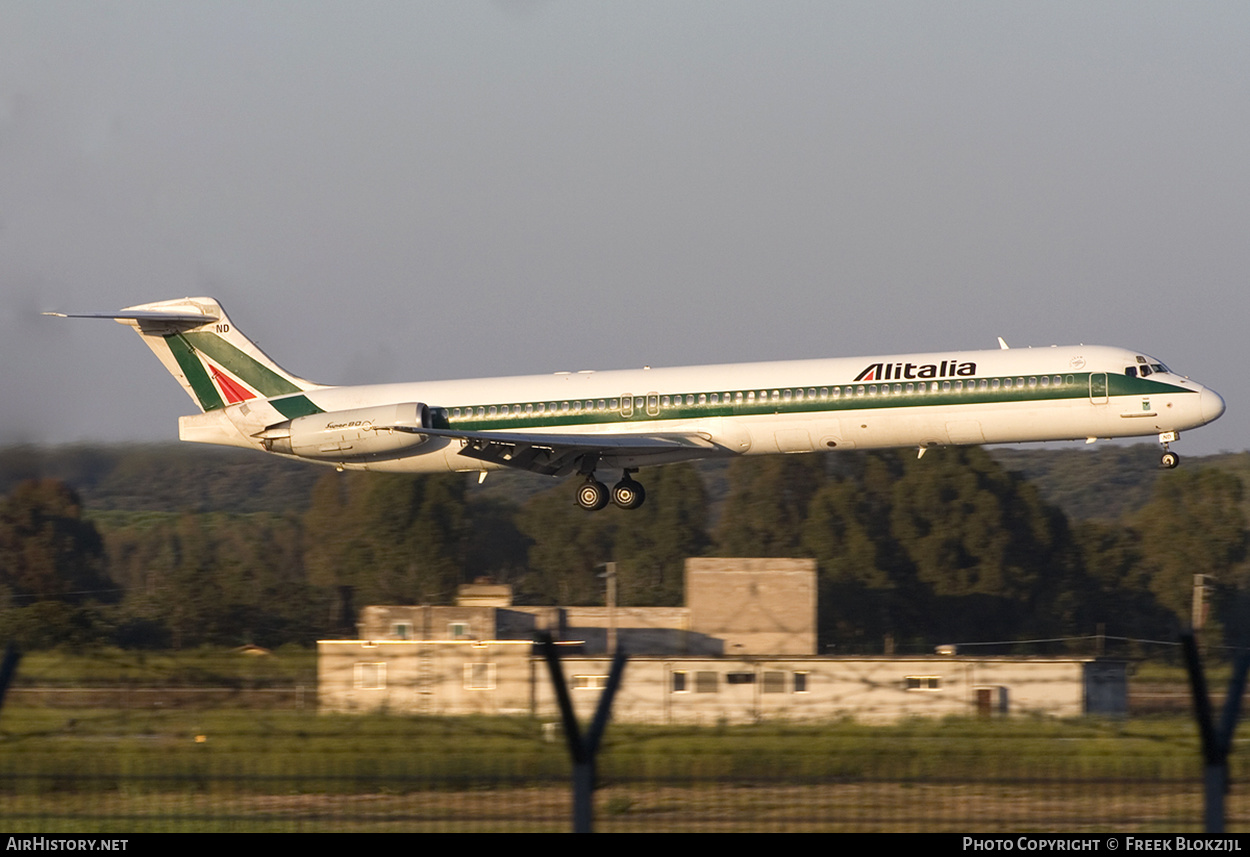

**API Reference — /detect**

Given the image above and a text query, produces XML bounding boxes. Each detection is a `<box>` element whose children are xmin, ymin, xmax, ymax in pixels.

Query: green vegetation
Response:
<box><xmin>0</xmin><ymin>709</ymin><xmax>1234</xmax><ymax>831</ymax></box>
<box><xmin>11</xmin><ymin>646</ymin><xmax>315</xmax><ymax>688</ymax></box>
<box><xmin>0</xmin><ymin>443</ymin><xmax>1247</xmax><ymax>658</ymax></box>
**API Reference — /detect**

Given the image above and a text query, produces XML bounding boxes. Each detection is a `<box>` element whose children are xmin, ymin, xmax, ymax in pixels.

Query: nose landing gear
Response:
<box><xmin>1159</xmin><ymin>431</ymin><xmax>1180</xmax><ymax>469</ymax></box>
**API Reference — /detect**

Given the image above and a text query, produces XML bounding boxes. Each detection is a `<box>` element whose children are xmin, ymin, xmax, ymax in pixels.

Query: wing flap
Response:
<box><xmin>391</xmin><ymin>425</ymin><xmax>729</xmax><ymax>476</ymax></box>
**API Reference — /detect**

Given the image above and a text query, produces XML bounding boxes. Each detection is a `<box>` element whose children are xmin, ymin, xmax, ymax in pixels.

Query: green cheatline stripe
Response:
<box><xmin>164</xmin><ymin>335</ymin><xmax>225</xmax><ymax>412</ymax></box>
<box><xmin>270</xmin><ymin>395</ymin><xmax>325</xmax><ymax>419</ymax></box>
<box><xmin>181</xmin><ymin>332</ymin><xmax>303</xmax><ymax>397</ymax></box>
<box><xmin>448</xmin><ymin>372</ymin><xmax>1195</xmax><ymax>431</ymax></box>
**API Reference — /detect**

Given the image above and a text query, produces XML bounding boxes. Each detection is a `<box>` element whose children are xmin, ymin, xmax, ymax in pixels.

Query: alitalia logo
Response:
<box><xmin>854</xmin><ymin>360</ymin><xmax>978</xmax><ymax>382</ymax></box>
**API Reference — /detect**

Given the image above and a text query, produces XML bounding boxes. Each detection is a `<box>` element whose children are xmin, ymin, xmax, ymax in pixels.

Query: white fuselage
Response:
<box><xmin>199</xmin><ymin>343</ymin><xmax>1222</xmax><ymax>474</ymax></box>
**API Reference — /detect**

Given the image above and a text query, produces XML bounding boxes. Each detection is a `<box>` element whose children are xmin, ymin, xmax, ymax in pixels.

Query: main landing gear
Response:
<box><xmin>1159</xmin><ymin>431</ymin><xmax>1180</xmax><ymax>469</ymax></box>
<box><xmin>576</xmin><ymin>470</ymin><xmax>646</xmax><ymax>511</ymax></box>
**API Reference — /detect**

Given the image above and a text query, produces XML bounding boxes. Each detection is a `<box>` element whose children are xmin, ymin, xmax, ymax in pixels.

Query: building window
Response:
<box><xmin>726</xmin><ymin>672</ymin><xmax>756</xmax><ymax>685</ymax></box>
<box><xmin>465</xmin><ymin>662</ymin><xmax>495</xmax><ymax>690</ymax></box>
<box><xmin>449</xmin><ymin>622</ymin><xmax>470</xmax><ymax>639</ymax></box>
<box><xmin>905</xmin><ymin>675</ymin><xmax>942</xmax><ymax>691</ymax></box>
<box><xmin>392</xmin><ymin>623</ymin><xmax>411</xmax><ymax>640</ymax></box>
<box><xmin>763</xmin><ymin>672</ymin><xmax>786</xmax><ymax>693</ymax></box>
<box><xmin>355</xmin><ymin>663</ymin><xmax>386</xmax><ymax>690</ymax></box>
<box><xmin>573</xmin><ymin>675</ymin><xmax>608</xmax><ymax>690</ymax></box>
<box><xmin>672</xmin><ymin>671</ymin><xmax>688</xmax><ymax>693</ymax></box>
<box><xmin>794</xmin><ymin>671</ymin><xmax>809</xmax><ymax>693</ymax></box>
<box><xmin>695</xmin><ymin>671</ymin><xmax>718</xmax><ymax>693</ymax></box>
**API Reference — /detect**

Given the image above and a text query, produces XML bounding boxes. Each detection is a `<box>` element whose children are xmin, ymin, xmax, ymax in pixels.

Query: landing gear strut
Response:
<box><xmin>1159</xmin><ymin>431</ymin><xmax>1180</xmax><ymax>469</ymax></box>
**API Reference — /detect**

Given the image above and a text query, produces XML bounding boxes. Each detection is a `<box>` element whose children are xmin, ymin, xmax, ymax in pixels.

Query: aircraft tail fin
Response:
<box><xmin>47</xmin><ymin>297</ymin><xmax>321</xmax><ymax>413</ymax></box>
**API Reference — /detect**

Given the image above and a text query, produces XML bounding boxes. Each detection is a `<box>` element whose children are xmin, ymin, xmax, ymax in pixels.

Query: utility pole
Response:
<box><xmin>598</xmin><ymin>562</ymin><xmax>617</xmax><ymax>655</ymax></box>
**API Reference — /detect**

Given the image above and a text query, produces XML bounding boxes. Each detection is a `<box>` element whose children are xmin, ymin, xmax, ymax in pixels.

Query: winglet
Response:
<box><xmin>997</xmin><ymin>336</ymin><xmax>1010</xmax><ymax>350</ymax></box>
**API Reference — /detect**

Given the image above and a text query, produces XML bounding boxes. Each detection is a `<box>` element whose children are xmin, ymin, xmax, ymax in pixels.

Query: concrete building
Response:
<box><xmin>318</xmin><ymin>642</ymin><xmax>1126</xmax><ymax>722</ymax></box>
<box><xmin>319</xmin><ymin>558</ymin><xmax>1127</xmax><ymax>722</ymax></box>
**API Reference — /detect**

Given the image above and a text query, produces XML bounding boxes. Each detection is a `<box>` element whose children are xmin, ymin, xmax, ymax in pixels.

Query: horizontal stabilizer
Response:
<box><xmin>45</xmin><ymin>308</ymin><xmax>219</xmax><ymax>326</ymax></box>
<box><xmin>47</xmin><ymin>297</ymin><xmax>319</xmax><ymax>413</ymax></box>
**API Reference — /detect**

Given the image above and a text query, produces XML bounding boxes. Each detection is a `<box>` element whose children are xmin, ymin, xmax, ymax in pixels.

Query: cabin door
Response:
<box><xmin>1088</xmin><ymin>373</ymin><xmax>1108</xmax><ymax>405</ymax></box>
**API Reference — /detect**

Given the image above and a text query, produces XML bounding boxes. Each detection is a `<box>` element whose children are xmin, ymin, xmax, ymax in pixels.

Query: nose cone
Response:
<box><xmin>1201</xmin><ymin>387</ymin><xmax>1227</xmax><ymax>424</ymax></box>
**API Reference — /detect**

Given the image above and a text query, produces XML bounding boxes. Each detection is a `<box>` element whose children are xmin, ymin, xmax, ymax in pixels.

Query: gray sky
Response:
<box><xmin>3</xmin><ymin>2</ymin><xmax>1247</xmax><ymax>456</ymax></box>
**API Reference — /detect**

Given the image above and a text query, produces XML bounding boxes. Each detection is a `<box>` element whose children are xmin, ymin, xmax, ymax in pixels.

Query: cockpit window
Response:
<box><xmin>1140</xmin><ymin>365</ymin><xmax>1152</xmax><ymax>378</ymax></box>
<box><xmin>1125</xmin><ymin>366</ymin><xmax>1137</xmax><ymax>378</ymax></box>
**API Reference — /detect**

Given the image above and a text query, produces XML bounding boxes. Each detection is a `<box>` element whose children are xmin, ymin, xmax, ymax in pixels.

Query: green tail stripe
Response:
<box><xmin>270</xmin><ymin>395</ymin><xmax>325</xmax><ymax>419</ymax></box>
<box><xmin>165</xmin><ymin>335</ymin><xmax>225</xmax><ymax>412</ymax></box>
<box><xmin>180</xmin><ymin>332</ymin><xmax>303</xmax><ymax>397</ymax></box>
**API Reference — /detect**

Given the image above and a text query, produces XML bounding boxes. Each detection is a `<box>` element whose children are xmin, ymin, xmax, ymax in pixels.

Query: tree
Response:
<box><xmin>1133</xmin><ymin>468</ymin><xmax>1247</xmax><ymax>630</ymax></box>
<box><xmin>302</xmin><ymin>472</ymin><xmax>469</xmax><ymax>607</ymax></box>
<box><xmin>613</xmin><ymin>464</ymin><xmax>710</xmax><ymax>606</ymax></box>
<box><xmin>0</xmin><ymin>479</ymin><xmax>109</xmax><ymax>601</ymax></box>
<box><xmin>887</xmin><ymin>447</ymin><xmax>1079</xmax><ymax>642</ymax></box>
<box><xmin>516</xmin><ymin>481</ymin><xmax>616</xmax><ymax>605</ymax></box>
<box><xmin>714</xmin><ymin>455</ymin><xmax>825</xmax><ymax>557</ymax></box>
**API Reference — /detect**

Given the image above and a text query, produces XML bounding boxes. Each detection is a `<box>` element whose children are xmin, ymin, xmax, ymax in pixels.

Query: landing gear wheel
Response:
<box><xmin>611</xmin><ymin>478</ymin><xmax>646</xmax><ymax>510</ymax></box>
<box><xmin>1160</xmin><ymin>451</ymin><xmax>1180</xmax><ymax>469</ymax></box>
<box><xmin>577</xmin><ymin>480</ymin><xmax>609</xmax><ymax>511</ymax></box>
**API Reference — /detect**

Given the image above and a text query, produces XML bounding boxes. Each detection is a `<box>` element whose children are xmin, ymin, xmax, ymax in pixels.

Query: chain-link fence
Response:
<box><xmin>0</xmin><ymin>703</ymin><xmax>1236</xmax><ymax>832</ymax></box>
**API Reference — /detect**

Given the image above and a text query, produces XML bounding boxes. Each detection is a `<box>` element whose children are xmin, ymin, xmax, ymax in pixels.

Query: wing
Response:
<box><xmin>393</xmin><ymin>426</ymin><xmax>733</xmax><ymax>476</ymax></box>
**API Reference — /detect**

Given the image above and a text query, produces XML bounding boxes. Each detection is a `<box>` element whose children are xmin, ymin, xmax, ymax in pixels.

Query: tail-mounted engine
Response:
<box><xmin>257</xmin><ymin>402</ymin><xmax>443</xmax><ymax>461</ymax></box>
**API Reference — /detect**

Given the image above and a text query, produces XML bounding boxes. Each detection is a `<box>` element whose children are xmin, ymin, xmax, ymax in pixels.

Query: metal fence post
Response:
<box><xmin>536</xmin><ymin>632</ymin><xmax>628</xmax><ymax>833</ymax></box>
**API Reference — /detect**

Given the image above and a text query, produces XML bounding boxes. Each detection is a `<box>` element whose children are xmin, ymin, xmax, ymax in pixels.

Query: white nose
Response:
<box><xmin>1200</xmin><ymin>387</ymin><xmax>1226</xmax><ymax>424</ymax></box>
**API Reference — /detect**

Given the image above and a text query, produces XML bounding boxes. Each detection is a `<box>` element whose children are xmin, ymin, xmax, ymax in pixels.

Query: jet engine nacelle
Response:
<box><xmin>260</xmin><ymin>402</ymin><xmax>435</xmax><ymax>460</ymax></box>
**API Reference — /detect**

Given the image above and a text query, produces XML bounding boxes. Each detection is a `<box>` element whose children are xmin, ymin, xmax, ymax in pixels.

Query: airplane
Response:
<box><xmin>47</xmin><ymin>297</ymin><xmax>1226</xmax><ymax>511</ymax></box>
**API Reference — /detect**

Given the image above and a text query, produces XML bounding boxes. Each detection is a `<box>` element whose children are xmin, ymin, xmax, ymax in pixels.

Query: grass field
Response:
<box><xmin>0</xmin><ymin>704</ymin><xmax>1237</xmax><ymax>832</ymax></box>
<box><xmin>0</xmin><ymin>647</ymin><xmax>1240</xmax><ymax>831</ymax></box>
